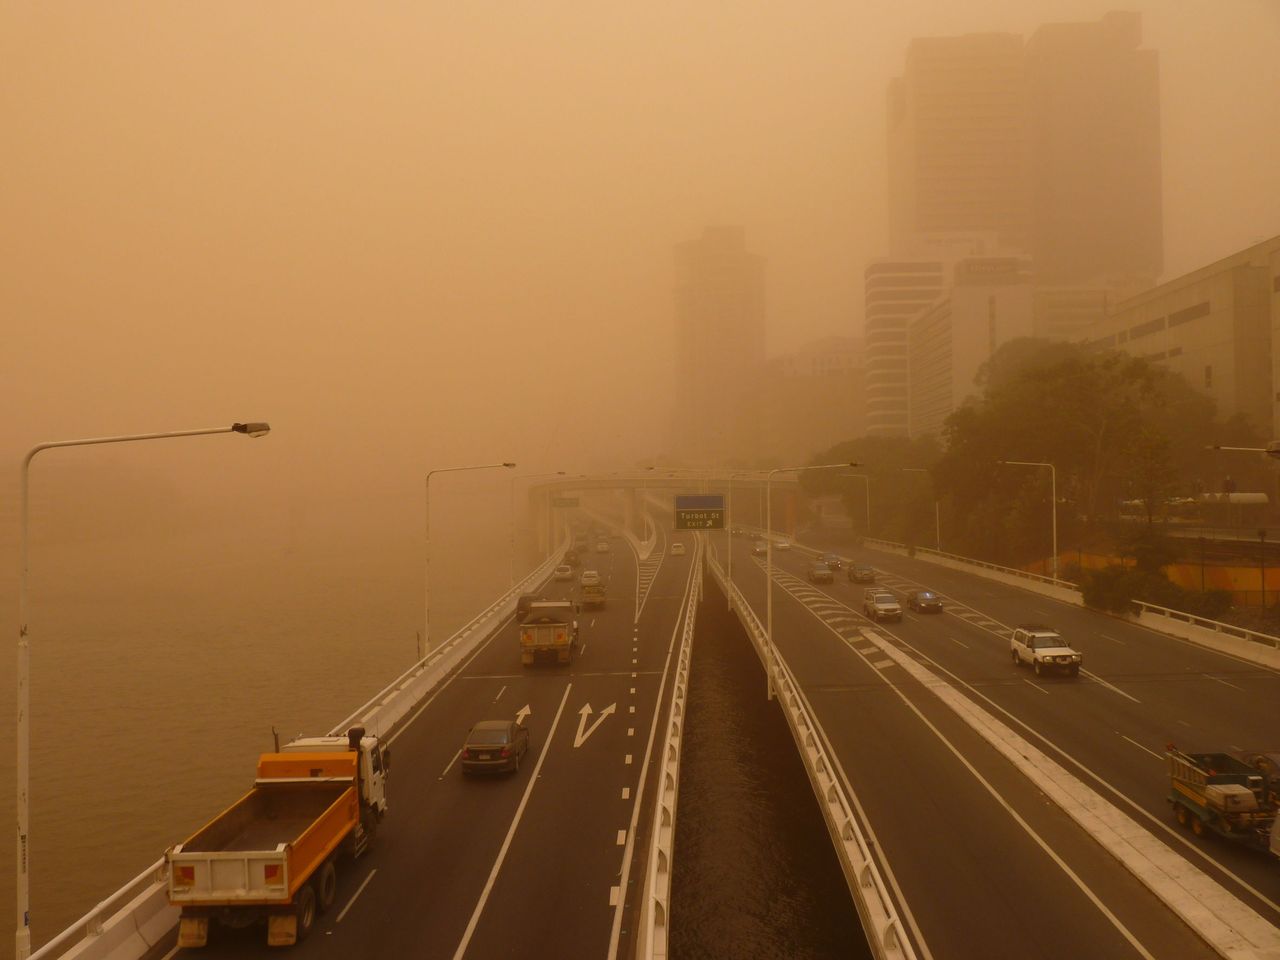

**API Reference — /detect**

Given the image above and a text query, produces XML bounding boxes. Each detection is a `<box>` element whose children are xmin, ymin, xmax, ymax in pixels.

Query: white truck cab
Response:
<box><xmin>1010</xmin><ymin>625</ymin><xmax>1082</xmax><ymax>677</ymax></box>
<box><xmin>282</xmin><ymin>730</ymin><xmax>390</xmax><ymax>818</ymax></box>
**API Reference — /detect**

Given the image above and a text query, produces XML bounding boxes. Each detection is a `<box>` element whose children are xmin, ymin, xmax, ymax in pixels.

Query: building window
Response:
<box><xmin>1204</xmin><ymin>365</ymin><xmax>1213</xmax><ymax>388</ymax></box>
<box><xmin>1129</xmin><ymin>316</ymin><xmax>1166</xmax><ymax>339</ymax></box>
<box><xmin>1168</xmin><ymin>301</ymin><xmax>1211</xmax><ymax>327</ymax></box>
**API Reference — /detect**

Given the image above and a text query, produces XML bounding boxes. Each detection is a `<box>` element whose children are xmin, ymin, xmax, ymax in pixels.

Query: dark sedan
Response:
<box><xmin>819</xmin><ymin>553</ymin><xmax>843</xmax><ymax>571</ymax></box>
<box><xmin>907</xmin><ymin>590</ymin><xmax>944</xmax><ymax>613</ymax></box>
<box><xmin>461</xmin><ymin>720</ymin><xmax>530</xmax><ymax>774</ymax></box>
<box><xmin>848</xmin><ymin>564</ymin><xmax>876</xmax><ymax>583</ymax></box>
<box><xmin>807</xmin><ymin>562</ymin><xmax>834</xmax><ymax>584</ymax></box>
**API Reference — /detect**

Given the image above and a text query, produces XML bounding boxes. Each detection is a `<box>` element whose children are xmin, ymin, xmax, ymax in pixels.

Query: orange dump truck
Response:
<box><xmin>166</xmin><ymin>726</ymin><xmax>389</xmax><ymax>947</ymax></box>
<box><xmin>519</xmin><ymin>599</ymin><xmax>579</xmax><ymax>665</ymax></box>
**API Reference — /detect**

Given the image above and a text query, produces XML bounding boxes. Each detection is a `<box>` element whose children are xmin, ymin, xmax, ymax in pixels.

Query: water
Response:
<box><xmin>671</xmin><ymin>575</ymin><xmax>869</xmax><ymax>959</ymax></box>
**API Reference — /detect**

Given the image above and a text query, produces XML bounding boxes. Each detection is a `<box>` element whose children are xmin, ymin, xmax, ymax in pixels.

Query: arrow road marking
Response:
<box><xmin>574</xmin><ymin>702</ymin><xmax>616</xmax><ymax>747</ymax></box>
<box><xmin>516</xmin><ymin>704</ymin><xmax>532</xmax><ymax>725</ymax></box>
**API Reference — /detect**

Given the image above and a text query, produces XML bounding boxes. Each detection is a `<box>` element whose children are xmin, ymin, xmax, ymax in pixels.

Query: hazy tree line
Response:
<box><xmin>804</xmin><ymin>339</ymin><xmax>1274</xmax><ymax>616</ymax></box>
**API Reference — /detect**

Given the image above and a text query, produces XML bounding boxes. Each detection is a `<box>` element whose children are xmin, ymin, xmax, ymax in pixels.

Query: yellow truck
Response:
<box><xmin>519</xmin><ymin>599</ymin><xmax>579</xmax><ymax>665</ymax></box>
<box><xmin>166</xmin><ymin>726</ymin><xmax>389</xmax><ymax>947</ymax></box>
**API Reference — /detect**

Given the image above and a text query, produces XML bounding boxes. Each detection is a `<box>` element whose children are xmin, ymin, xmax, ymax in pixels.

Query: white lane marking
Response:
<box><xmin>627</xmin><ymin>728</ymin><xmax>634</xmax><ymax>737</ymax></box>
<box><xmin>609</xmin><ymin>886</ymin><xmax>620</xmax><ymax>906</ymax></box>
<box><xmin>616</xmin><ymin>830</ymin><xmax>627</xmax><ymax>846</ymax></box>
<box><xmin>439</xmin><ymin>749</ymin><xmax>462</xmax><ymax>780</ymax></box>
<box><xmin>629</xmin><ymin>705</ymin><xmax>635</xmax><ymax>714</ymax></box>
<box><xmin>160</xmin><ymin>947</ymin><xmax>180</xmax><ymax>960</ymax></box>
<box><xmin>872</xmin><ymin>659</ymin><xmax>895</xmax><ymax>669</ymax></box>
<box><xmin>1204</xmin><ymin>674</ymin><xmax>1244</xmax><ymax>691</ymax></box>
<box><xmin>451</xmin><ymin>683</ymin><xmax>573</xmax><ymax>960</ymax></box>
<box><xmin>1080</xmin><ymin>669</ymin><xmax>1141</xmax><ymax>703</ymax></box>
<box><xmin>1177</xmin><ymin>719</ymin><xmax>1191</xmax><ymax>727</ymax></box>
<box><xmin>624</xmin><ymin>754</ymin><xmax>633</xmax><ymax>765</ymax></box>
<box><xmin>621</xmin><ymin>787</ymin><xmax>630</xmax><ymax>800</ymax></box>
<box><xmin>632</xmin><ymin>658</ymin><xmax>638</xmax><ymax>665</ymax></box>
<box><xmin>630</xmin><ymin>687</ymin><xmax>636</xmax><ymax>694</ymax></box>
<box><xmin>515</xmin><ymin>704</ymin><xmax>531</xmax><ymax>725</ymax></box>
<box><xmin>580</xmin><ymin>641</ymin><xmax>588</xmax><ymax>655</ymax></box>
<box><xmin>1098</xmin><ymin>633</ymin><xmax>1125</xmax><ymax>644</ymax></box>
<box><xmin>591</xmin><ymin>618</ymin><xmax>597</xmax><ymax>627</ymax></box>
<box><xmin>493</xmin><ymin>685</ymin><xmax>507</xmax><ymax>702</ymax></box>
<box><xmin>947</xmin><ymin>636</ymin><xmax>969</xmax><ymax>649</ymax></box>
<box><xmin>573</xmin><ymin>702</ymin><xmax>617</xmax><ymax>748</ymax></box>
<box><xmin>1120</xmin><ymin>735</ymin><xmax>1164</xmax><ymax>761</ymax></box>
<box><xmin>335</xmin><ymin>868</ymin><xmax>378</xmax><ymax>923</ymax></box>
<box><xmin>1021</xmin><ymin>679</ymin><xmax>1050</xmax><ymax>695</ymax></box>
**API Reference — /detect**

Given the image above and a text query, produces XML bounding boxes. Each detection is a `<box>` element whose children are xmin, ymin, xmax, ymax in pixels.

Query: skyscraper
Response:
<box><xmin>669</xmin><ymin>226</ymin><xmax>766</xmax><ymax>462</ymax></box>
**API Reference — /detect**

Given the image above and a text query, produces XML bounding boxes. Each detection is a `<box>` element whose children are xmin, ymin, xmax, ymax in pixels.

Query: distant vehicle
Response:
<box><xmin>563</xmin><ymin>549</ymin><xmax>580</xmax><ymax>567</ymax></box>
<box><xmin>671</xmin><ymin>542</ymin><xmax>687</xmax><ymax>556</ymax></box>
<box><xmin>807</xmin><ymin>562</ymin><xmax>833</xmax><ymax>584</ymax></box>
<box><xmin>1167</xmin><ymin>746</ymin><xmax>1279</xmax><ymax>858</ymax></box>
<box><xmin>580</xmin><ymin>570</ymin><xmax>602</xmax><ymax>588</ymax></box>
<box><xmin>819</xmin><ymin>553</ymin><xmax>843</xmax><ymax>571</ymax></box>
<box><xmin>461</xmin><ymin>720</ymin><xmax>530</xmax><ymax>775</ymax></box>
<box><xmin>731</xmin><ymin>526</ymin><xmax>746</xmax><ymax>537</ymax></box>
<box><xmin>1010</xmin><ymin>624</ymin><xmax>1081</xmax><ymax>677</ymax></box>
<box><xmin>751</xmin><ymin>540</ymin><xmax>768</xmax><ymax>557</ymax></box>
<box><xmin>553</xmin><ymin>564</ymin><xmax>573</xmax><ymax>581</ymax></box>
<box><xmin>849</xmin><ymin>564</ymin><xmax>876</xmax><ymax>583</ymax></box>
<box><xmin>596</xmin><ymin>540</ymin><xmax>610</xmax><ymax>553</ymax></box>
<box><xmin>774</xmin><ymin>539</ymin><xmax>791</xmax><ymax>551</ymax></box>
<box><xmin>580</xmin><ymin>569</ymin><xmax>606</xmax><ymax>609</ymax></box>
<box><xmin>907</xmin><ymin>590</ymin><xmax>943</xmax><ymax>613</ymax></box>
<box><xmin>862</xmin><ymin>589</ymin><xmax>902</xmax><ymax>622</ymax></box>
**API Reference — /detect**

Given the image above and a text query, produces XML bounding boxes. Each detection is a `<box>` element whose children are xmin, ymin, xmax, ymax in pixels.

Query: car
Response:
<box><xmin>1010</xmin><ymin>624</ymin><xmax>1082</xmax><ymax>677</ymax></box>
<box><xmin>848</xmin><ymin>564</ymin><xmax>876</xmax><ymax>583</ymax></box>
<box><xmin>460</xmin><ymin>720</ymin><xmax>530</xmax><ymax>774</ymax></box>
<box><xmin>774</xmin><ymin>539</ymin><xmax>791</xmax><ymax>551</ymax></box>
<box><xmin>731</xmin><ymin>526</ymin><xmax>746</xmax><ymax>538</ymax></box>
<box><xmin>596</xmin><ymin>540</ymin><xmax>611</xmax><ymax>553</ymax></box>
<box><xmin>807</xmin><ymin>562</ymin><xmax>834</xmax><ymax>584</ymax></box>
<box><xmin>863</xmin><ymin>589</ymin><xmax>902</xmax><ymax>622</ymax></box>
<box><xmin>580</xmin><ymin>569</ymin><xmax>602</xmax><ymax>588</ymax></box>
<box><xmin>563</xmin><ymin>549</ymin><xmax>580</xmax><ymax>567</ymax></box>
<box><xmin>553</xmin><ymin>564</ymin><xmax>573</xmax><ymax>581</ymax></box>
<box><xmin>819</xmin><ymin>553</ymin><xmax>843</xmax><ymax>571</ymax></box>
<box><xmin>751</xmin><ymin>540</ymin><xmax>768</xmax><ymax>557</ymax></box>
<box><xmin>671</xmin><ymin>542</ymin><xmax>687</xmax><ymax>556</ymax></box>
<box><xmin>907</xmin><ymin>590</ymin><xmax>943</xmax><ymax>613</ymax></box>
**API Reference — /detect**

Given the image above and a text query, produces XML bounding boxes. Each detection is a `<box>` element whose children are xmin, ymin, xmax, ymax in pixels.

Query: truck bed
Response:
<box><xmin>182</xmin><ymin>782</ymin><xmax>350</xmax><ymax>853</ymax></box>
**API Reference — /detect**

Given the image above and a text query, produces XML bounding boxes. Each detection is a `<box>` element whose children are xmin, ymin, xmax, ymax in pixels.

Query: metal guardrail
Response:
<box><xmin>1130</xmin><ymin>599</ymin><xmax>1280</xmax><ymax>650</ymax></box>
<box><xmin>635</xmin><ymin>536</ymin><xmax>701</xmax><ymax>960</ymax></box>
<box><xmin>861</xmin><ymin>537</ymin><xmax>1078</xmax><ymax>589</ymax></box>
<box><xmin>704</xmin><ymin>547</ymin><xmax>916</xmax><ymax>960</ymax></box>
<box><xmin>30</xmin><ymin>542</ymin><xmax>568</xmax><ymax>960</ymax></box>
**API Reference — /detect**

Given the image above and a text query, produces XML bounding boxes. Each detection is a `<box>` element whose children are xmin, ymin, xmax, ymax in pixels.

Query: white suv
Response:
<box><xmin>862</xmin><ymin>589</ymin><xmax>902</xmax><ymax>623</ymax></box>
<box><xmin>1010</xmin><ymin>625</ymin><xmax>1082</xmax><ymax>677</ymax></box>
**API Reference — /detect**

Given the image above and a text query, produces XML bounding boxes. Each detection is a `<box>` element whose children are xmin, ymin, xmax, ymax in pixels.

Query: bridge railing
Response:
<box><xmin>704</xmin><ymin>546</ymin><xmax>917</xmax><ymax>960</ymax></box>
<box><xmin>635</xmin><ymin>535</ymin><xmax>701</xmax><ymax>960</ymax></box>
<box><xmin>30</xmin><ymin>541</ymin><xmax>567</xmax><ymax>960</ymax></box>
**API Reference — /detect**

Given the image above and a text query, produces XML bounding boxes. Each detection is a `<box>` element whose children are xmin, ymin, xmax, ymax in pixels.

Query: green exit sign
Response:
<box><xmin>674</xmin><ymin>494</ymin><xmax>724</xmax><ymax>530</ymax></box>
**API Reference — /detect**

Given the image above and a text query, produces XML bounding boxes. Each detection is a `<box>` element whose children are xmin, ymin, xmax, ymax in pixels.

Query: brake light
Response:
<box><xmin>173</xmin><ymin>866</ymin><xmax>195</xmax><ymax>888</ymax></box>
<box><xmin>501</xmin><ymin>747</ymin><xmax>511</xmax><ymax>757</ymax></box>
<box><xmin>555</xmin><ymin>631</ymin><xmax>565</xmax><ymax>642</ymax></box>
<box><xmin>461</xmin><ymin>748</ymin><xmax>472</xmax><ymax>760</ymax></box>
<box><xmin>263</xmin><ymin>863</ymin><xmax>282</xmax><ymax>884</ymax></box>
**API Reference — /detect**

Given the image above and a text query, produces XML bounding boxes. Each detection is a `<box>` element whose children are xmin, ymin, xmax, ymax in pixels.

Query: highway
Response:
<box><xmin>712</xmin><ymin>528</ymin><xmax>1280</xmax><ymax>960</ymax></box>
<box><xmin>147</xmin><ymin>520</ymin><xmax>698</xmax><ymax>960</ymax></box>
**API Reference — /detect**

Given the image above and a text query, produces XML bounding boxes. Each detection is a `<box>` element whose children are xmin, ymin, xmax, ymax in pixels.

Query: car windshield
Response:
<box><xmin>1032</xmin><ymin>636</ymin><xmax>1062</xmax><ymax>649</ymax></box>
<box><xmin>918</xmin><ymin>592</ymin><xmax>935</xmax><ymax>600</ymax></box>
<box><xmin>467</xmin><ymin>727</ymin><xmax>510</xmax><ymax>745</ymax></box>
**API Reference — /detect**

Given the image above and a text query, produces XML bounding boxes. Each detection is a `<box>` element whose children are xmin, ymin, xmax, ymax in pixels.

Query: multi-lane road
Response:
<box><xmin>713</xmin><ymin>528</ymin><xmax>1280</xmax><ymax>959</ymax></box>
<box><xmin>149</xmin><ymin>521</ymin><xmax>697</xmax><ymax>960</ymax></box>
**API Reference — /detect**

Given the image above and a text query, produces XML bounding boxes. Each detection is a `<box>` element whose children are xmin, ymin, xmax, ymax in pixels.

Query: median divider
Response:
<box><xmin>31</xmin><ymin>542</ymin><xmax>568</xmax><ymax>960</ymax></box>
<box><xmin>634</xmin><ymin>535</ymin><xmax>701</xmax><ymax>960</ymax></box>
<box><xmin>705</xmin><ymin>546</ymin><xmax>917</xmax><ymax>960</ymax></box>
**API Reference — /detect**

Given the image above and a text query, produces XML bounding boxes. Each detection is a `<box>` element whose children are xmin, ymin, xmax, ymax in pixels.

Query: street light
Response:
<box><xmin>425</xmin><ymin>461</ymin><xmax>516</xmax><ymax>654</ymax></box>
<box><xmin>766</xmin><ymin>462</ymin><xmax>858</xmax><ymax>699</ymax></box>
<box><xmin>724</xmin><ymin>470</ymin><xmax>764</xmax><ymax>611</ymax></box>
<box><xmin>901</xmin><ymin>467</ymin><xmax>940</xmax><ymax>551</ymax></box>
<box><xmin>509</xmin><ymin>471</ymin><xmax>565</xmax><ymax>587</ymax></box>
<box><xmin>844</xmin><ymin>474</ymin><xmax>871</xmax><ymax>537</ymax></box>
<box><xmin>15</xmin><ymin>421</ymin><xmax>270</xmax><ymax>959</ymax></box>
<box><xmin>997</xmin><ymin>459</ymin><xmax>1058</xmax><ymax>580</ymax></box>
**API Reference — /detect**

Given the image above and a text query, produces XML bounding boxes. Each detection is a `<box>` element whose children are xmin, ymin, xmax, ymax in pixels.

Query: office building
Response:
<box><xmin>759</xmin><ymin>337</ymin><xmax>864</xmax><ymax>463</ymax></box>
<box><xmin>864</xmin><ymin>259</ymin><xmax>947</xmax><ymax>436</ymax></box>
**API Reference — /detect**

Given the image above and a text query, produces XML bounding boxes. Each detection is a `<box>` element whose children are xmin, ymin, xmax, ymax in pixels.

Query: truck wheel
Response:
<box><xmin>1190</xmin><ymin>816</ymin><xmax>1205</xmax><ymax>837</ymax></box>
<box><xmin>317</xmin><ymin>861</ymin><xmax>337</xmax><ymax>912</ymax></box>
<box><xmin>1174</xmin><ymin>804</ymin><xmax>1189</xmax><ymax>827</ymax></box>
<box><xmin>295</xmin><ymin>885</ymin><xmax>317</xmax><ymax>942</ymax></box>
<box><xmin>1011</xmin><ymin>650</ymin><xmax>1020</xmax><ymax>666</ymax></box>
<box><xmin>1034</xmin><ymin>660</ymin><xmax>1043</xmax><ymax>677</ymax></box>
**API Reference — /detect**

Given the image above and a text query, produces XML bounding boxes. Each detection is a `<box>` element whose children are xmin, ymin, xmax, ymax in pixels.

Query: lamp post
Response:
<box><xmin>766</xmin><ymin>462</ymin><xmax>858</xmax><ymax>699</ymax></box>
<box><xmin>845</xmin><ymin>474</ymin><xmax>871</xmax><ymax>537</ymax></box>
<box><xmin>425</xmin><ymin>461</ymin><xmax>516</xmax><ymax>654</ymax></box>
<box><xmin>15</xmin><ymin>421</ymin><xmax>270</xmax><ymax>959</ymax></box>
<box><xmin>997</xmin><ymin>459</ymin><xmax>1058</xmax><ymax>580</ymax></box>
<box><xmin>725</xmin><ymin>471</ymin><xmax>763</xmax><ymax>611</ymax></box>
<box><xmin>901</xmin><ymin>467</ymin><xmax>940</xmax><ymax>551</ymax></box>
<box><xmin>509</xmin><ymin>471</ymin><xmax>565</xmax><ymax>588</ymax></box>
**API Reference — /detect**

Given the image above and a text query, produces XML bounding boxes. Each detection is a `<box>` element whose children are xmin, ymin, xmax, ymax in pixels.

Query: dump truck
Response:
<box><xmin>519</xmin><ymin>599</ymin><xmax>578</xmax><ymax>665</ymax></box>
<box><xmin>1167</xmin><ymin>746</ymin><xmax>1279</xmax><ymax>859</ymax></box>
<box><xmin>166</xmin><ymin>726</ymin><xmax>390</xmax><ymax>947</ymax></box>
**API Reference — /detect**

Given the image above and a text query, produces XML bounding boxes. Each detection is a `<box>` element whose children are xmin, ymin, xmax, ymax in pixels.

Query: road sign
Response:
<box><xmin>674</xmin><ymin>493</ymin><xmax>724</xmax><ymax>530</ymax></box>
<box><xmin>553</xmin><ymin>497</ymin><xmax>580</xmax><ymax>508</ymax></box>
